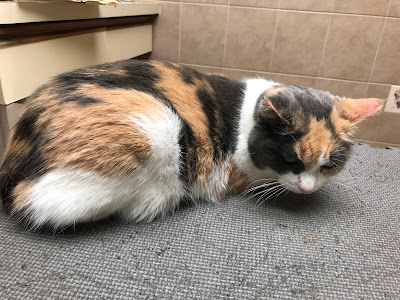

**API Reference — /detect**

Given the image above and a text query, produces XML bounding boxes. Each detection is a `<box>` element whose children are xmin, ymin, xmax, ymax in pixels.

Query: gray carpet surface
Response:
<box><xmin>0</xmin><ymin>144</ymin><xmax>399</xmax><ymax>299</ymax></box>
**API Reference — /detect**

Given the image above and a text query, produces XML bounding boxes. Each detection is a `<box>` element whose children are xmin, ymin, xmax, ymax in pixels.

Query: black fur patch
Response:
<box><xmin>206</xmin><ymin>75</ymin><xmax>246</xmax><ymax>155</ymax></box>
<box><xmin>180</xmin><ymin>67</ymin><xmax>202</xmax><ymax>85</ymax></box>
<box><xmin>269</xmin><ymin>85</ymin><xmax>334</xmax><ymax>122</ymax></box>
<box><xmin>13</xmin><ymin>107</ymin><xmax>43</xmax><ymax>142</ymax></box>
<box><xmin>0</xmin><ymin>108</ymin><xmax>48</xmax><ymax>213</ymax></box>
<box><xmin>56</xmin><ymin>60</ymin><xmax>160</xmax><ymax>98</ymax></box>
<box><xmin>324</xmin><ymin>117</ymin><xmax>339</xmax><ymax>139</ymax></box>
<box><xmin>61</xmin><ymin>95</ymin><xmax>101</xmax><ymax>106</ymax></box>
<box><xmin>196</xmin><ymin>87</ymin><xmax>222</xmax><ymax>160</ymax></box>
<box><xmin>178</xmin><ymin>123</ymin><xmax>197</xmax><ymax>185</ymax></box>
<box><xmin>248</xmin><ymin>123</ymin><xmax>305</xmax><ymax>175</ymax></box>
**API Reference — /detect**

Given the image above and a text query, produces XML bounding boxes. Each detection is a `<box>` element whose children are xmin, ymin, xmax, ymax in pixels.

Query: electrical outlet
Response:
<box><xmin>383</xmin><ymin>85</ymin><xmax>400</xmax><ymax>114</ymax></box>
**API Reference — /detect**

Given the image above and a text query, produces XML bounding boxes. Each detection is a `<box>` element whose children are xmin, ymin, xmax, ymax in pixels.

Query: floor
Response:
<box><xmin>0</xmin><ymin>144</ymin><xmax>399</xmax><ymax>299</ymax></box>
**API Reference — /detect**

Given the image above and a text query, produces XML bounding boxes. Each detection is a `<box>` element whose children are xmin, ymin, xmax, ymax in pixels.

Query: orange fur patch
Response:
<box><xmin>12</xmin><ymin>180</ymin><xmax>33</xmax><ymax>211</ymax></box>
<box><xmin>81</xmin><ymin>63</ymin><xmax>129</xmax><ymax>77</ymax></box>
<box><xmin>330</xmin><ymin>106</ymin><xmax>353</xmax><ymax>139</ymax></box>
<box><xmin>151</xmin><ymin>61</ymin><xmax>218</xmax><ymax>183</ymax></box>
<box><xmin>295</xmin><ymin>118</ymin><xmax>334</xmax><ymax>169</ymax></box>
<box><xmin>265</xmin><ymin>87</ymin><xmax>296</xmax><ymax>102</ymax></box>
<box><xmin>292</xmin><ymin>112</ymin><xmax>308</xmax><ymax>132</ymax></box>
<box><xmin>226</xmin><ymin>160</ymin><xmax>248</xmax><ymax>195</ymax></box>
<box><xmin>38</xmin><ymin>85</ymin><xmax>165</xmax><ymax>176</ymax></box>
<box><xmin>265</xmin><ymin>87</ymin><xmax>286</xmax><ymax>97</ymax></box>
<box><xmin>77</xmin><ymin>83</ymin><xmax>166</xmax><ymax>119</ymax></box>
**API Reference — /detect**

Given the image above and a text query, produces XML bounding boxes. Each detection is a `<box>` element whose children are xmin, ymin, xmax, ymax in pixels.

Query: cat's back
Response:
<box><xmin>0</xmin><ymin>60</ymin><xmax>185</xmax><ymax>223</ymax></box>
<box><xmin>0</xmin><ymin>60</ymin><xmax>246</xmax><ymax>228</ymax></box>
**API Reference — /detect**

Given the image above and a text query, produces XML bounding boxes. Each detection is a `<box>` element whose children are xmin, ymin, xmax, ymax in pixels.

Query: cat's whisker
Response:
<box><xmin>287</xmin><ymin>133</ymin><xmax>299</xmax><ymax>144</ymax></box>
<box><xmin>274</xmin><ymin>178</ymin><xmax>288</xmax><ymax>185</ymax></box>
<box><xmin>257</xmin><ymin>186</ymin><xmax>286</xmax><ymax>207</ymax></box>
<box><xmin>273</xmin><ymin>187</ymin><xmax>287</xmax><ymax>201</ymax></box>
<box><xmin>256</xmin><ymin>182</ymin><xmax>285</xmax><ymax>200</ymax></box>
<box><xmin>333</xmin><ymin>159</ymin><xmax>347</xmax><ymax>165</ymax></box>
<box><xmin>246</xmin><ymin>181</ymin><xmax>280</xmax><ymax>193</ymax></box>
<box><xmin>243</xmin><ymin>178</ymin><xmax>278</xmax><ymax>191</ymax></box>
<box><xmin>240</xmin><ymin>184</ymin><xmax>276</xmax><ymax>199</ymax></box>
<box><xmin>239</xmin><ymin>180</ymin><xmax>280</xmax><ymax>200</ymax></box>
<box><xmin>256</xmin><ymin>189</ymin><xmax>277</xmax><ymax>206</ymax></box>
<box><xmin>253</xmin><ymin>184</ymin><xmax>282</xmax><ymax>203</ymax></box>
<box><xmin>254</xmin><ymin>185</ymin><xmax>283</xmax><ymax>205</ymax></box>
<box><xmin>337</xmin><ymin>153</ymin><xmax>357</xmax><ymax>159</ymax></box>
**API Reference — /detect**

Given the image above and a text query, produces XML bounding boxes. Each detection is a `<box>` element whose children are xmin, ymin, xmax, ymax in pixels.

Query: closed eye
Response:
<box><xmin>322</xmin><ymin>148</ymin><xmax>349</xmax><ymax>171</ymax></box>
<box><xmin>320</xmin><ymin>161</ymin><xmax>336</xmax><ymax>171</ymax></box>
<box><xmin>282</xmin><ymin>152</ymin><xmax>299</xmax><ymax>163</ymax></box>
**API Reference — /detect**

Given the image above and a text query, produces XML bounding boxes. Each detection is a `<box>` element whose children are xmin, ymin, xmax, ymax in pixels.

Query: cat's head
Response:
<box><xmin>249</xmin><ymin>85</ymin><xmax>382</xmax><ymax>194</ymax></box>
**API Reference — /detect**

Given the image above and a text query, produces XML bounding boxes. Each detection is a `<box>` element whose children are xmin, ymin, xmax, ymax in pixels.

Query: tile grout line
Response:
<box><xmin>222</xmin><ymin>0</ymin><xmax>231</xmax><ymax>68</ymax></box>
<box><xmin>181</xmin><ymin>62</ymin><xmax>396</xmax><ymax>86</ymax></box>
<box><xmin>330</xmin><ymin>0</ymin><xmax>336</xmax><ymax>12</ymax></box>
<box><xmin>155</xmin><ymin>2</ymin><xmax>400</xmax><ymax>19</ymax></box>
<box><xmin>178</xmin><ymin>0</ymin><xmax>183</xmax><ymax>63</ymax></box>
<box><xmin>268</xmin><ymin>0</ymin><xmax>281</xmax><ymax>73</ymax></box>
<box><xmin>316</xmin><ymin>0</ymin><xmax>335</xmax><ymax>86</ymax></box>
<box><xmin>365</xmin><ymin>0</ymin><xmax>392</xmax><ymax>98</ymax></box>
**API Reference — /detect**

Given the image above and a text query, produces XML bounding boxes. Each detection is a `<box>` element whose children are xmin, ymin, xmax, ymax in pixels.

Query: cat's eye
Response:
<box><xmin>320</xmin><ymin>162</ymin><xmax>336</xmax><ymax>171</ymax></box>
<box><xmin>282</xmin><ymin>152</ymin><xmax>299</xmax><ymax>163</ymax></box>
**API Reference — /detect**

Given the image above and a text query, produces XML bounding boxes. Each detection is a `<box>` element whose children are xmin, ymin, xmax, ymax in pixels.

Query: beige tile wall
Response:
<box><xmin>147</xmin><ymin>0</ymin><xmax>399</xmax><ymax>147</ymax></box>
<box><xmin>149</xmin><ymin>0</ymin><xmax>400</xmax><ymax>95</ymax></box>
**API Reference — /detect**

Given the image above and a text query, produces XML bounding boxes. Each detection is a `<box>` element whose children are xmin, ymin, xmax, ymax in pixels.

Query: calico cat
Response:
<box><xmin>0</xmin><ymin>60</ymin><xmax>382</xmax><ymax>229</ymax></box>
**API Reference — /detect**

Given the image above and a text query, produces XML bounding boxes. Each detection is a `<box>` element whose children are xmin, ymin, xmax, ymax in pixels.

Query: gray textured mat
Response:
<box><xmin>0</xmin><ymin>144</ymin><xmax>399</xmax><ymax>299</ymax></box>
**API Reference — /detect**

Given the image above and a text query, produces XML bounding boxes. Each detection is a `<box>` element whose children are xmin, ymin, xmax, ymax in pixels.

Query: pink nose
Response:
<box><xmin>298</xmin><ymin>186</ymin><xmax>313</xmax><ymax>194</ymax></box>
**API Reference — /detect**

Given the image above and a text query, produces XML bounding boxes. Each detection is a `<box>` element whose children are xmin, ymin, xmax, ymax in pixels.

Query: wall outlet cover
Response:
<box><xmin>384</xmin><ymin>85</ymin><xmax>400</xmax><ymax>114</ymax></box>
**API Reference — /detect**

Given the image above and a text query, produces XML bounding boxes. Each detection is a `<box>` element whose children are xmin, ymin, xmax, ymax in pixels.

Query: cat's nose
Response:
<box><xmin>298</xmin><ymin>174</ymin><xmax>315</xmax><ymax>194</ymax></box>
<box><xmin>298</xmin><ymin>185</ymin><xmax>313</xmax><ymax>194</ymax></box>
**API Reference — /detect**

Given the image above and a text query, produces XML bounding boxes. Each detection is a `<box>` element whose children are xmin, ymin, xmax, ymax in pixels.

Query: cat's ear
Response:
<box><xmin>337</xmin><ymin>98</ymin><xmax>383</xmax><ymax>125</ymax></box>
<box><xmin>257</xmin><ymin>96</ymin><xmax>289</xmax><ymax>126</ymax></box>
<box><xmin>262</xmin><ymin>96</ymin><xmax>285</xmax><ymax>121</ymax></box>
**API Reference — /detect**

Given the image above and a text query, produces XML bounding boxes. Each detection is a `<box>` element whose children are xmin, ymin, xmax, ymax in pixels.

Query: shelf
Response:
<box><xmin>0</xmin><ymin>1</ymin><xmax>160</xmax><ymax>24</ymax></box>
<box><xmin>0</xmin><ymin>1</ymin><xmax>159</xmax><ymax>105</ymax></box>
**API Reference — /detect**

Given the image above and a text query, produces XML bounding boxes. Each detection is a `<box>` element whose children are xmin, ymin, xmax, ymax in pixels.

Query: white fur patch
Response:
<box><xmin>280</xmin><ymin>165</ymin><xmax>330</xmax><ymax>194</ymax></box>
<box><xmin>23</xmin><ymin>107</ymin><xmax>185</xmax><ymax>228</ymax></box>
<box><xmin>123</xmin><ymin>108</ymin><xmax>185</xmax><ymax>222</ymax></box>
<box><xmin>190</xmin><ymin>160</ymin><xmax>231</xmax><ymax>202</ymax></box>
<box><xmin>24</xmin><ymin>169</ymin><xmax>139</xmax><ymax>228</ymax></box>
